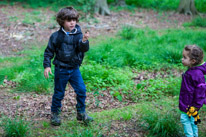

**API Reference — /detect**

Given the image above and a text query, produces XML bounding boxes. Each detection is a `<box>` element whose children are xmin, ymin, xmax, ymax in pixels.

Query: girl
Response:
<box><xmin>179</xmin><ymin>45</ymin><xmax>206</xmax><ymax>137</ymax></box>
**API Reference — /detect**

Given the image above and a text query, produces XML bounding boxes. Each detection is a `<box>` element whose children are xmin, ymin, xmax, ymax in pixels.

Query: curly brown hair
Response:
<box><xmin>184</xmin><ymin>45</ymin><xmax>204</xmax><ymax>66</ymax></box>
<box><xmin>56</xmin><ymin>7</ymin><xmax>79</xmax><ymax>27</ymax></box>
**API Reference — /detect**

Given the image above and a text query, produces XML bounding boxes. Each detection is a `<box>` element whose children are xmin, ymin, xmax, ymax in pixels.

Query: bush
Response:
<box><xmin>1</xmin><ymin>117</ymin><xmax>30</xmax><ymax>137</ymax></box>
<box><xmin>0</xmin><ymin>49</ymin><xmax>53</xmax><ymax>93</ymax></box>
<box><xmin>141</xmin><ymin>108</ymin><xmax>183</xmax><ymax>137</ymax></box>
<box><xmin>107</xmin><ymin>0</ymin><xmax>115</xmax><ymax>4</ymax></box>
<box><xmin>81</xmin><ymin>62</ymin><xmax>134</xmax><ymax>94</ymax></box>
<box><xmin>184</xmin><ymin>17</ymin><xmax>206</xmax><ymax>28</ymax></box>
<box><xmin>196</xmin><ymin>0</ymin><xmax>206</xmax><ymax>12</ymax></box>
<box><xmin>161</xmin><ymin>49</ymin><xmax>182</xmax><ymax>64</ymax></box>
<box><xmin>119</xmin><ymin>25</ymin><xmax>136</xmax><ymax>40</ymax></box>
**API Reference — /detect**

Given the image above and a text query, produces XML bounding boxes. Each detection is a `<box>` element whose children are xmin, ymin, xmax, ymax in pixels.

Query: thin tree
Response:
<box><xmin>95</xmin><ymin>0</ymin><xmax>110</xmax><ymax>15</ymax></box>
<box><xmin>177</xmin><ymin>0</ymin><xmax>198</xmax><ymax>15</ymax></box>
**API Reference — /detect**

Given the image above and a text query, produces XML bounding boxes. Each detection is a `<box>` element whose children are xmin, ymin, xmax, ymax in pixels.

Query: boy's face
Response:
<box><xmin>182</xmin><ymin>49</ymin><xmax>195</xmax><ymax>67</ymax></box>
<box><xmin>63</xmin><ymin>19</ymin><xmax>77</xmax><ymax>32</ymax></box>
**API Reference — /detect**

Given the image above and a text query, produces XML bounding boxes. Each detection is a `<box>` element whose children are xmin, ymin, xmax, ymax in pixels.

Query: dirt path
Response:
<box><xmin>0</xmin><ymin>85</ymin><xmax>133</xmax><ymax>120</ymax></box>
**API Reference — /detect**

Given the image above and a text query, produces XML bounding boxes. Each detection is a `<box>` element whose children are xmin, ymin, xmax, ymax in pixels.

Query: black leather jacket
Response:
<box><xmin>43</xmin><ymin>24</ymin><xmax>89</xmax><ymax>69</ymax></box>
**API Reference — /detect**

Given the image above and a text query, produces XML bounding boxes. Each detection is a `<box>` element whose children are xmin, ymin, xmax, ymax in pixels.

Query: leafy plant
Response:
<box><xmin>119</xmin><ymin>25</ymin><xmax>136</xmax><ymax>40</ymax></box>
<box><xmin>1</xmin><ymin>116</ymin><xmax>30</xmax><ymax>137</ymax></box>
<box><xmin>0</xmin><ymin>48</ymin><xmax>53</xmax><ymax>93</ymax></box>
<box><xmin>8</xmin><ymin>16</ymin><xmax>19</xmax><ymax>22</ymax></box>
<box><xmin>141</xmin><ymin>108</ymin><xmax>183</xmax><ymax>137</ymax></box>
<box><xmin>119</xmin><ymin>109</ymin><xmax>133</xmax><ymax>121</ymax></box>
<box><xmin>42</xmin><ymin>121</ymin><xmax>50</xmax><ymax>129</ymax></box>
<box><xmin>161</xmin><ymin>49</ymin><xmax>182</xmax><ymax>64</ymax></box>
<box><xmin>131</xmin><ymin>77</ymin><xmax>181</xmax><ymax>101</ymax></box>
<box><xmin>0</xmin><ymin>74</ymin><xmax>4</xmax><ymax>85</ymax></box>
<box><xmin>81</xmin><ymin>62</ymin><xmax>134</xmax><ymax>99</ymax></box>
<box><xmin>192</xmin><ymin>17</ymin><xmax>206</xmax><ymax>27</ymax></box>
<box><xmin>183</xmin><ymin>17</ymin><xmax>206</xmax><ymax>28</ymax></box>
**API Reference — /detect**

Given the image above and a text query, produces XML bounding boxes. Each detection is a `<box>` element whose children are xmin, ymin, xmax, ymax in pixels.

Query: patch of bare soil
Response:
<box><xmin>0</xmin><ymin>87</ymin><xmax>133</xmax><ymax>123</ymax></box>
<box><xmin>102</xmin><ymin>118</ymin><xmax>148</xmax><ymax>137</ymax></box>
<box><xmin>132</xmin><ymin>69</ymin><xmax>183</xmax><ymax>84</ymax></box>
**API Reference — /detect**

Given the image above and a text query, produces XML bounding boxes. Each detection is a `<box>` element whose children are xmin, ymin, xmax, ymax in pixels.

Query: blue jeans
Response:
<box><xmin>51</xmin><ymin>67</ymin><xmax>86</xmax><ymax>113</ymax></box>
<box><xmin>180</xmin><ymin>113</ymin><xmax>198</xmax><ymax>137</ymax></box>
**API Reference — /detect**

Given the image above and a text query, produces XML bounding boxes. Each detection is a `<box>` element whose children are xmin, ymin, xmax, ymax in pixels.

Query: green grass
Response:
<box><xmin>81</xmin><ymin>62</ymin><xmax>134</xmax><ymax>92</ymax></box>
<box><xmin>0</xmin><ymin>46</ymin><xmax>53</xmax><ymax>93</ymax></box>
<box><xmin>140</xmin><ymin>98</ymin><xmax>184</xmax><ymax>137</ymax></box>
<box><xmin>22</xmin><ymin>11</ymin><xmax>42</xmax><ymax>25</ymax></box>
<box><xmin>0</xmin><ymin>116</ymin><xmax>30</xmax><ymax>137</ymax></box>
<box><xmin>0</xmin><ymin>1</ymin><xmax>9</xmax><ymax>5</ymax></box>
<box><xmin>88</xmin><ymin>27</ymin><xmax>206</xmax><ymax>69</ymax></box>
<box><xmin>183</xmin><ymin>17</ymin><xmax>206</xmax><ymax>28</ymax></box>
<box><xmin>134</xmin><ymin>77</ymin><xmax>181</xmax><ymax>100</ymax></box>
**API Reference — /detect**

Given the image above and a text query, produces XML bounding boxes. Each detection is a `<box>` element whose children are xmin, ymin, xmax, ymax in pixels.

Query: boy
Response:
<box><xmin>43</xmin><ymin>7</ymin><xmax>93</xmax><ymax>126</ymax></box>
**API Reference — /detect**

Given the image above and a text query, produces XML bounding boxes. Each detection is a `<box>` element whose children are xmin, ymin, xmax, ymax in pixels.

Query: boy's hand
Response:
<box><xmin>82</xmin><ymin>31</ymin><xmax>90</xmax><ymax>42</ymax></box>
<box><xmin>44</xmin><ymin>67</ymin><xmax>52</xmax><ymax>79</ymax></box>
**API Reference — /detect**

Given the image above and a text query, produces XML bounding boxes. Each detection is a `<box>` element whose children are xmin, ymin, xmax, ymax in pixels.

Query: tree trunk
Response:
<box><xmin>95</xmin><ymin>0</ymin><xmax>110</xmax><ymax>16</ymax></box>
<box><xmin>177</xmin><ymin>0</ymin><xmax>198</xmax><ymax>15</ymax></box>
<box><xmin>115</xmin><ymin>0</ymin><xmax>126</xmax><ymax>7</ymax></box>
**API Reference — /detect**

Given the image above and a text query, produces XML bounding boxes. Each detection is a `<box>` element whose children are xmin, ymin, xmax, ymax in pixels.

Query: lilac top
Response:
<box><xmin>179</xmin><ymin>62</ymin><xmax>206</xmax><ymax>113</ymax></box>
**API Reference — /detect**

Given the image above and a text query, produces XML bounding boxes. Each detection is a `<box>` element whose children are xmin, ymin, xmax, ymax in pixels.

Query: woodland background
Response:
<box><xmin>0</xmin><ymin>0</ymin><xmax>206</xmax><ymax>136</ymax></box>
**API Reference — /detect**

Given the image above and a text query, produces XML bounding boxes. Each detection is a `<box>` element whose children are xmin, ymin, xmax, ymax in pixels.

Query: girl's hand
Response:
<box><xmin>82</xmin><ymin>31</ymin><xmax>90</xmax><ymax>42</ymax></box>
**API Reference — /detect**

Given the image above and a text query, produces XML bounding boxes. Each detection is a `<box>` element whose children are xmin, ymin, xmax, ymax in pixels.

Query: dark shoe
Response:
<box><xmin>50</xmin><ymin>112</ymin><xmax>61</xmax><ymax>126</ymax></box>
<box><xmin>77</xmin><ymin>112</ymin><xmax>94</xmax><ymax>124</ymax></box>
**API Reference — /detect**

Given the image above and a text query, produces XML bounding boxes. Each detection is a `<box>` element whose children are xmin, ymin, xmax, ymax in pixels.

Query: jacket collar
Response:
<box><xmin>60</xmin><ymin>24</ymin><xmax>81</xmax><ymax>35</ymax></box>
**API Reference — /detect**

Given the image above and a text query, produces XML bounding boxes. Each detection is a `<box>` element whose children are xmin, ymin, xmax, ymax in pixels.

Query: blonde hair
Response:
<box><xmin>184</xmin><ymin>45</ymin><xmax>204</xmax><ymax>66</ymax></box>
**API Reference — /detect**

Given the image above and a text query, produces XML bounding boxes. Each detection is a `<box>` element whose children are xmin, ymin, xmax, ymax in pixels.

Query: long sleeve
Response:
<box><xmin>191</xmin><ymin>73</ymin><xmax>206</xmax><ymax>109</ymax></box>
<box><xmin>43</xmin><ymin>35</ymin><xmax>55</xmax><ymax>68</ymax></box>
<box><xmin>192</xmin><ymin>84</ymin><xmax>206</xmax><ymax>109</ymax></box>
<box><xmin>76</xmin><ymin>33</ymin><xmax>89</xmax><ymax>52</ymax></box>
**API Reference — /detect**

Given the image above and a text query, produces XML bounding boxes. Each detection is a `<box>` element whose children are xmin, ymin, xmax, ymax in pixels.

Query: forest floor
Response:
<box><xmin>0</xmin><ymin>4</ymin><xmax>200</xmax><ymax>136</ymax></box>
